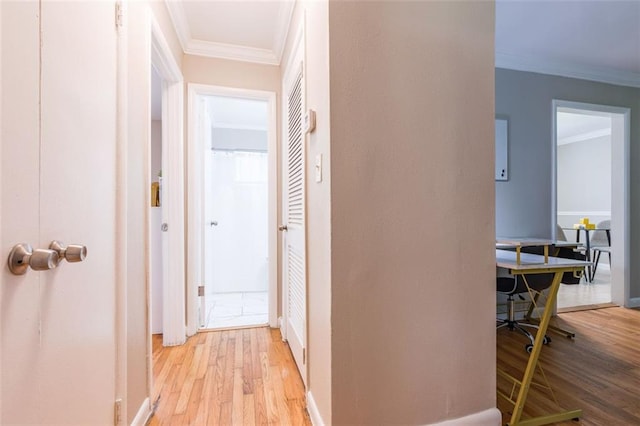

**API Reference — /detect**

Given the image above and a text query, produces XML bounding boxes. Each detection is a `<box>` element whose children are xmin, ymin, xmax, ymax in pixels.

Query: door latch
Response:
<box><xmin>8</xmin><ymin>243</ymin><xmax>59</xmax><ymax>275</ymax></box>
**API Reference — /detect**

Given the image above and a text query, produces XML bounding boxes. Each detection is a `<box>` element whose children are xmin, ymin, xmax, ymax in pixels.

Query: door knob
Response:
<box><xmin>49</xmin><ymin>241</ymin><xmax>87</xmax><ymax>264</ymax></box>
<box><xmin>8</xmin><ymin>243</ymin><xmax>60</xmax><ymax>275</ymax></box>
<box><xmin>278</xmin><ymin>225</ymin><xmax>288</xmax><ymax>231</ymax></box>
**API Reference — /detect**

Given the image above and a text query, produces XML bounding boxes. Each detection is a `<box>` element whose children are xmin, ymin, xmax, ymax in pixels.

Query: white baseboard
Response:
<box><xmin>131</xmin><ymin>397</ymin><xmax>151</xmax><ymax>426</ymax></box>
<box><xmin>307</xmin><ymin>390</ymin><xmax>324</xmax><ymax>426</ymax></box>
<box><xmin>627</xmin><ymin>297</ymin><xmax>640</xmax><ymax>308</ymax></box>
<box><xmin>428</xmin><ymin>408</ymin><xmax>502</xmax><ymax>425</ymax></box>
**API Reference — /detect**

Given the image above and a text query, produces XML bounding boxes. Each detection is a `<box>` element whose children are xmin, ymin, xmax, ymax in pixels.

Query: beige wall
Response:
<box><xmin>328</xmin><ymin>1</ymin><xmax>496</xmax><ymax>424</ymax></box>
<box><xmin>280</xmin><ymin>0</ymin><xmax>333</xmax><ymax>422</ymax></box>
<box><xmin>183</xmin><ymin>55</ymin><xmax>280</xmax><ymax>93</ymax></box>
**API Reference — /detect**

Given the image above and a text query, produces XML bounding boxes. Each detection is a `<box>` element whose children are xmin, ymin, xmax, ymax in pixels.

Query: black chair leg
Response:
<box><xmin>592</xmin><ymin>250</ymin><xmax>601</xmax><ymax>279</ymax></box>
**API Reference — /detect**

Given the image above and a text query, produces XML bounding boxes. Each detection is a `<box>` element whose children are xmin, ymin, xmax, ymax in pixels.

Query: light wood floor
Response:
<box><xmin>498</xmin><ymin>307</ymin><xmax>640</xmax><ymax>425</ymax></box>
<box><xmin>148</xmin><ymin>327</ymin><xmax>311</xmax><ymax>425</ymax></box>
<box><xmin>150</xmin><ymin>308</ymin><xmax>640</xmax><ymax>425</ymax></box>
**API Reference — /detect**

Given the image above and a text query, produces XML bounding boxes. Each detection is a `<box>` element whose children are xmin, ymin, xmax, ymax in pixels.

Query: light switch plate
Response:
<box><xmin>305</xmin><ymin>109</ymin><xmax>316</xmax><ymax>134</ymax></box>
<box><xmin>315</xmin><ymin>154</ymin><xmax>322</xmax><ymax>182</ymax></box>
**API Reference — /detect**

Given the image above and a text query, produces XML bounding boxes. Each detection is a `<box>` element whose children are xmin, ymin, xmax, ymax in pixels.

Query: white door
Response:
<box><xmin>199</xmin><ymin>98</ymin><xmax>214</xmax><ymax>327</ymax></box>
<box><xmin>1</xmin><ymin>2</ymin><xmax>118</xmax><ymax>423</ymax></box>
<box><xmin>282</xmin><ymin>58</ymin><xmax>307</xmax><ymax>384</ymax></box>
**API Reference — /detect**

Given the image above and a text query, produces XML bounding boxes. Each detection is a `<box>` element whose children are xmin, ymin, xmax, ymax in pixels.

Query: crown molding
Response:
<box><xmin>496</xmin><ymin>52</ymin><xmax>640</xmax><ymax>89</ymax></box>
<box><xmin>165</xmin><ymin>0</ymin><xmax>287</xmax><ymax>66</ymax></box>
<box><xmin>185</xmin><ymin>40</ymin><xmax>279</xmax><ymax>65</ymax></box>
<box><xmin>273</xmin><ymin>1</ymin><xmax>295</xmax><ymax>63</ymax></box>
<box><xmin>164</xmin><ymin>0</ymin><xmax>190</xmax><ymax>52</ymax></box>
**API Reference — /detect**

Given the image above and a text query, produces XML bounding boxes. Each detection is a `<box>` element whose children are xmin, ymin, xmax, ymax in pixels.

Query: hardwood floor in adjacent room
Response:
<box><xmin>497</xmin><ymin>307</ymin><xmax>640</xmax><ymax>425</ymax></box>
<box><xmin>148</xmin><ymin>327</ymin><xmax>310</xmax><ymax>425</ymax></box>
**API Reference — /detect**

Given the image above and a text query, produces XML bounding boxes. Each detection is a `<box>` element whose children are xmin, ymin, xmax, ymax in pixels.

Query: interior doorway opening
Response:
<box><xmin>187</xmin><ymin>84</ymin><xmax>278</xmax><ymax>334</ymax></box>
<box><xmin>202</xmin><ymin>96</ymin><xmax>270</xmax><ymax>330</ymax></box>
<box><xmin>552</xmin><ymin>101</ymin><xmax>630</xmax><ymax>310</ymax></box>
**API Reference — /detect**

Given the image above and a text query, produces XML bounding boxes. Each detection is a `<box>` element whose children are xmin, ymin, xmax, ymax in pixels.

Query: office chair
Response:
<box><xmin>497</xmin><ymin>274</ymin><xmax>552</xmax><ymax>353</ymax></box>
<box><xmin>497</xmin><ymin>246</ymin><xmax>585</xmax><ymax>351</ymax></box>
<box><xmin>591</xmin><ymin>220</ymin><xmax>611</xmax><ymax>280</ymax></box>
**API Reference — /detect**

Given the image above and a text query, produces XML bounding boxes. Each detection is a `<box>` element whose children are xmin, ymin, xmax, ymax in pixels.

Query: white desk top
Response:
<box><xmin>496</xmin><ymin>249</ymin><xmax>591</xmax><ymax>271</ymax></box>
<box><xmin>495</xmin><ymin>237</ymin><xmax>553</xmax><ymax>248</ymax></box>
<box><xmin>496</xmin><ymin>238</ymin><xmax>582</xmax><ymax>249</ymax></box>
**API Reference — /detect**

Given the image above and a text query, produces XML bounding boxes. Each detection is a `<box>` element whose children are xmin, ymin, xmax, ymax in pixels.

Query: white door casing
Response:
<box><xmin>551</xmin><ymin>100</ymin><xmax>631</xmax><ymax>307</ymax></box>
<box><xmin>1</xmin><ymin>2</ymin><xmax>117</xmax><ymax>422</ymax></box>
<box><xmin>151</xmin><ymin>15</ymin><xmax>186</xmax><ymax>346</ymax></box>
<box><xmin>282</xmin><ymin>29</ymin><xmax>308</xmax><ymax>386</ymax></box>
<box><xmin>187</xmin><ymin>84</ymin><xmax>278</xmax><ymax>334</ymax></box>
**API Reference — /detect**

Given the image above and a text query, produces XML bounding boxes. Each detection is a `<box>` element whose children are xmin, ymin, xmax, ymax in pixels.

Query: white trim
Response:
<box><xmin>273</xmin><ymin>1</ymin><xmax>295</xmax><ymax>63</ymax></box>
<box><xmin>552</xmin><ymin>100</ymin><xmax>631</xmax><ymax>308</ymax></box>
<box><xmin>130</xmin><ymin>398</ymin><xmax>151</xmax><ymax>426</ymax></box>
<box><xmin>427</xmin><ymin>408</ymin><xmax>502</xmax><ymax>426</ymax></box>
<box><xmin>151</xmin><ymin>20</ymin><xmax>181</xmax><ymax>82</ymax></box>
<box><xmin>186</xmin><ymin>84</ymin><xmax>279</xmax><ymax>333</ymax></box>
<box><xmin>151</xmin><ymin>15</ymin><xmax>186</xmax><ymax>346</ymax></box>
<box><xmin>163</xmin><ymin>0</ymin><xmax>190</xmax><ymax>53</ymax></box>
<box><xmin>496</xmin><ymin>52</ymin><xmax>640</xmax><ymax>88</ymax></box>
<box><xmin>185</xmin><ymin>39</ymin><xmax>278</xmax><ymax>66</ymax></box>
<box><xmin>306</xmin><ymin>391</ymin><xmax>324</xmax><ymax>426</ymax></box>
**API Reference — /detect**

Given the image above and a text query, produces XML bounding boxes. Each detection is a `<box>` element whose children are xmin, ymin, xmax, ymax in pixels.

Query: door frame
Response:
<box><xmin>150</xmin><ymin>15</ymin><xmax>186</xmax><ymax>348</ymax></box>
<box><xmin>551</xmin><ymin>99</ymin><xmax>631</xmax><ymax>307</ymax></box>
<box><xmin>186</xmin><ymin>84</ymin><xmax>278</xmax><ymax>335</ymax></box>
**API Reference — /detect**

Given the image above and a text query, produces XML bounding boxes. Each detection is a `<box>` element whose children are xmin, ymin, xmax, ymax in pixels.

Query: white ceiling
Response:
<box><xmin>557</xmin><ymin>111</ymin><xmax>611</xmax><ymax>146</ymax></box>
<box><xmin>495</xmin><ymin>0</ymin><xmax>640</xmax><ymax>87</ymax></box>
<box><xmin>166</xmin><ymin>0</ymin><xmax>294</xmax><ymax>65</ymax></box>
<box><xmin>166</xmin><ymin>0</ymin><xmax>640</xmax><ymax>87</ymax></box>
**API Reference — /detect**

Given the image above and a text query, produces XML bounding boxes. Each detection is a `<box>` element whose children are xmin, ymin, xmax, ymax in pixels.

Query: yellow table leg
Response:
<box><xmin>509</xmin><ymin>271</ymin><xmax>564</xmax><ymax>425</ymax></box>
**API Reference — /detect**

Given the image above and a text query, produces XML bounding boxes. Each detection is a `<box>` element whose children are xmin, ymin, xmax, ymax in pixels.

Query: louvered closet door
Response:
<box><xmin>283</xmin><ymin>60</ymin><xmax>307</xmax><ymax>385</ymax></box>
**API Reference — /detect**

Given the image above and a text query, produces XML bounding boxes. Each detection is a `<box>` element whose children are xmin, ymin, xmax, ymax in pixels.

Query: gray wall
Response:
<box><xmin>495</xmin><ymin>68</ymin><xmax>640</xmax><ymax>297</ymax></box>
<box><xmin>557</xmin><ymin>135</ymin><xmax>611</xmax><ymax>228</ymax></box>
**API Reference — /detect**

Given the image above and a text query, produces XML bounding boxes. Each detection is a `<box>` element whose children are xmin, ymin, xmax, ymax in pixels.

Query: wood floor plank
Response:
<box><xmin>253</xmin><ymin>378</ymin><xmax>268</xmax><ymax>426</ymax></box>
<box><xmin>242</xmin><ymin>329</ymin><xmax>254</xmax><ymax>394</ymax></box>
<box><xmin>243</xmin><ymin>393</ymin><xmax>256</xmax><ymax>426</ymax></box>
<box><xmin>149</xmin><ymin>326</ymin><xmax>310</xmax><ymax>426</ymax></box>
<box><xmin>231</xmin><ymin>368</ymin><xmax>244</xmax><ymax>425</ymax></box>
<box><xmin>498</xmin><ymin>307</ymin><xmax>640</xmax><ymax>425</ymax></box>
<box><xmin>175</xmin><ymin>343</ymin><xmax>204</xmax><ymax>414</ymax></box>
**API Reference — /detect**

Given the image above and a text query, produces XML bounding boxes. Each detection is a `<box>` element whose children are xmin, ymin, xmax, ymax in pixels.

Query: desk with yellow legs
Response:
<box><xmin>496</xmin><ymin>249</ymin><xmax>590</xmax><ymax>426</ymax></box>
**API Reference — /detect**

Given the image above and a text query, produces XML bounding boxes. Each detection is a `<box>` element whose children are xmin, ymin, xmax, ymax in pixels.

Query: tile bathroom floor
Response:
<box><xmin>203</xmin><ymin>291</ymin><xmax>268</xmax><ymax>329</ymax></box>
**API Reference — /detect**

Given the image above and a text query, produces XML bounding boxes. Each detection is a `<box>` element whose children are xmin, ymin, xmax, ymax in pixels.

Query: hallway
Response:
<box><xmin>148</xmin><ymin>327</ymin><xmax>310</xmax><ymax>425</ymax></box>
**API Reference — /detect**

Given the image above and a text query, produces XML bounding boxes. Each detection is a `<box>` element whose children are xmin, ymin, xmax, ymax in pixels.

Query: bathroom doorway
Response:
<box><xmin>201</xmin><ymin>95</ymin><xmax>272</xmax><ymax>329</ymax></box>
